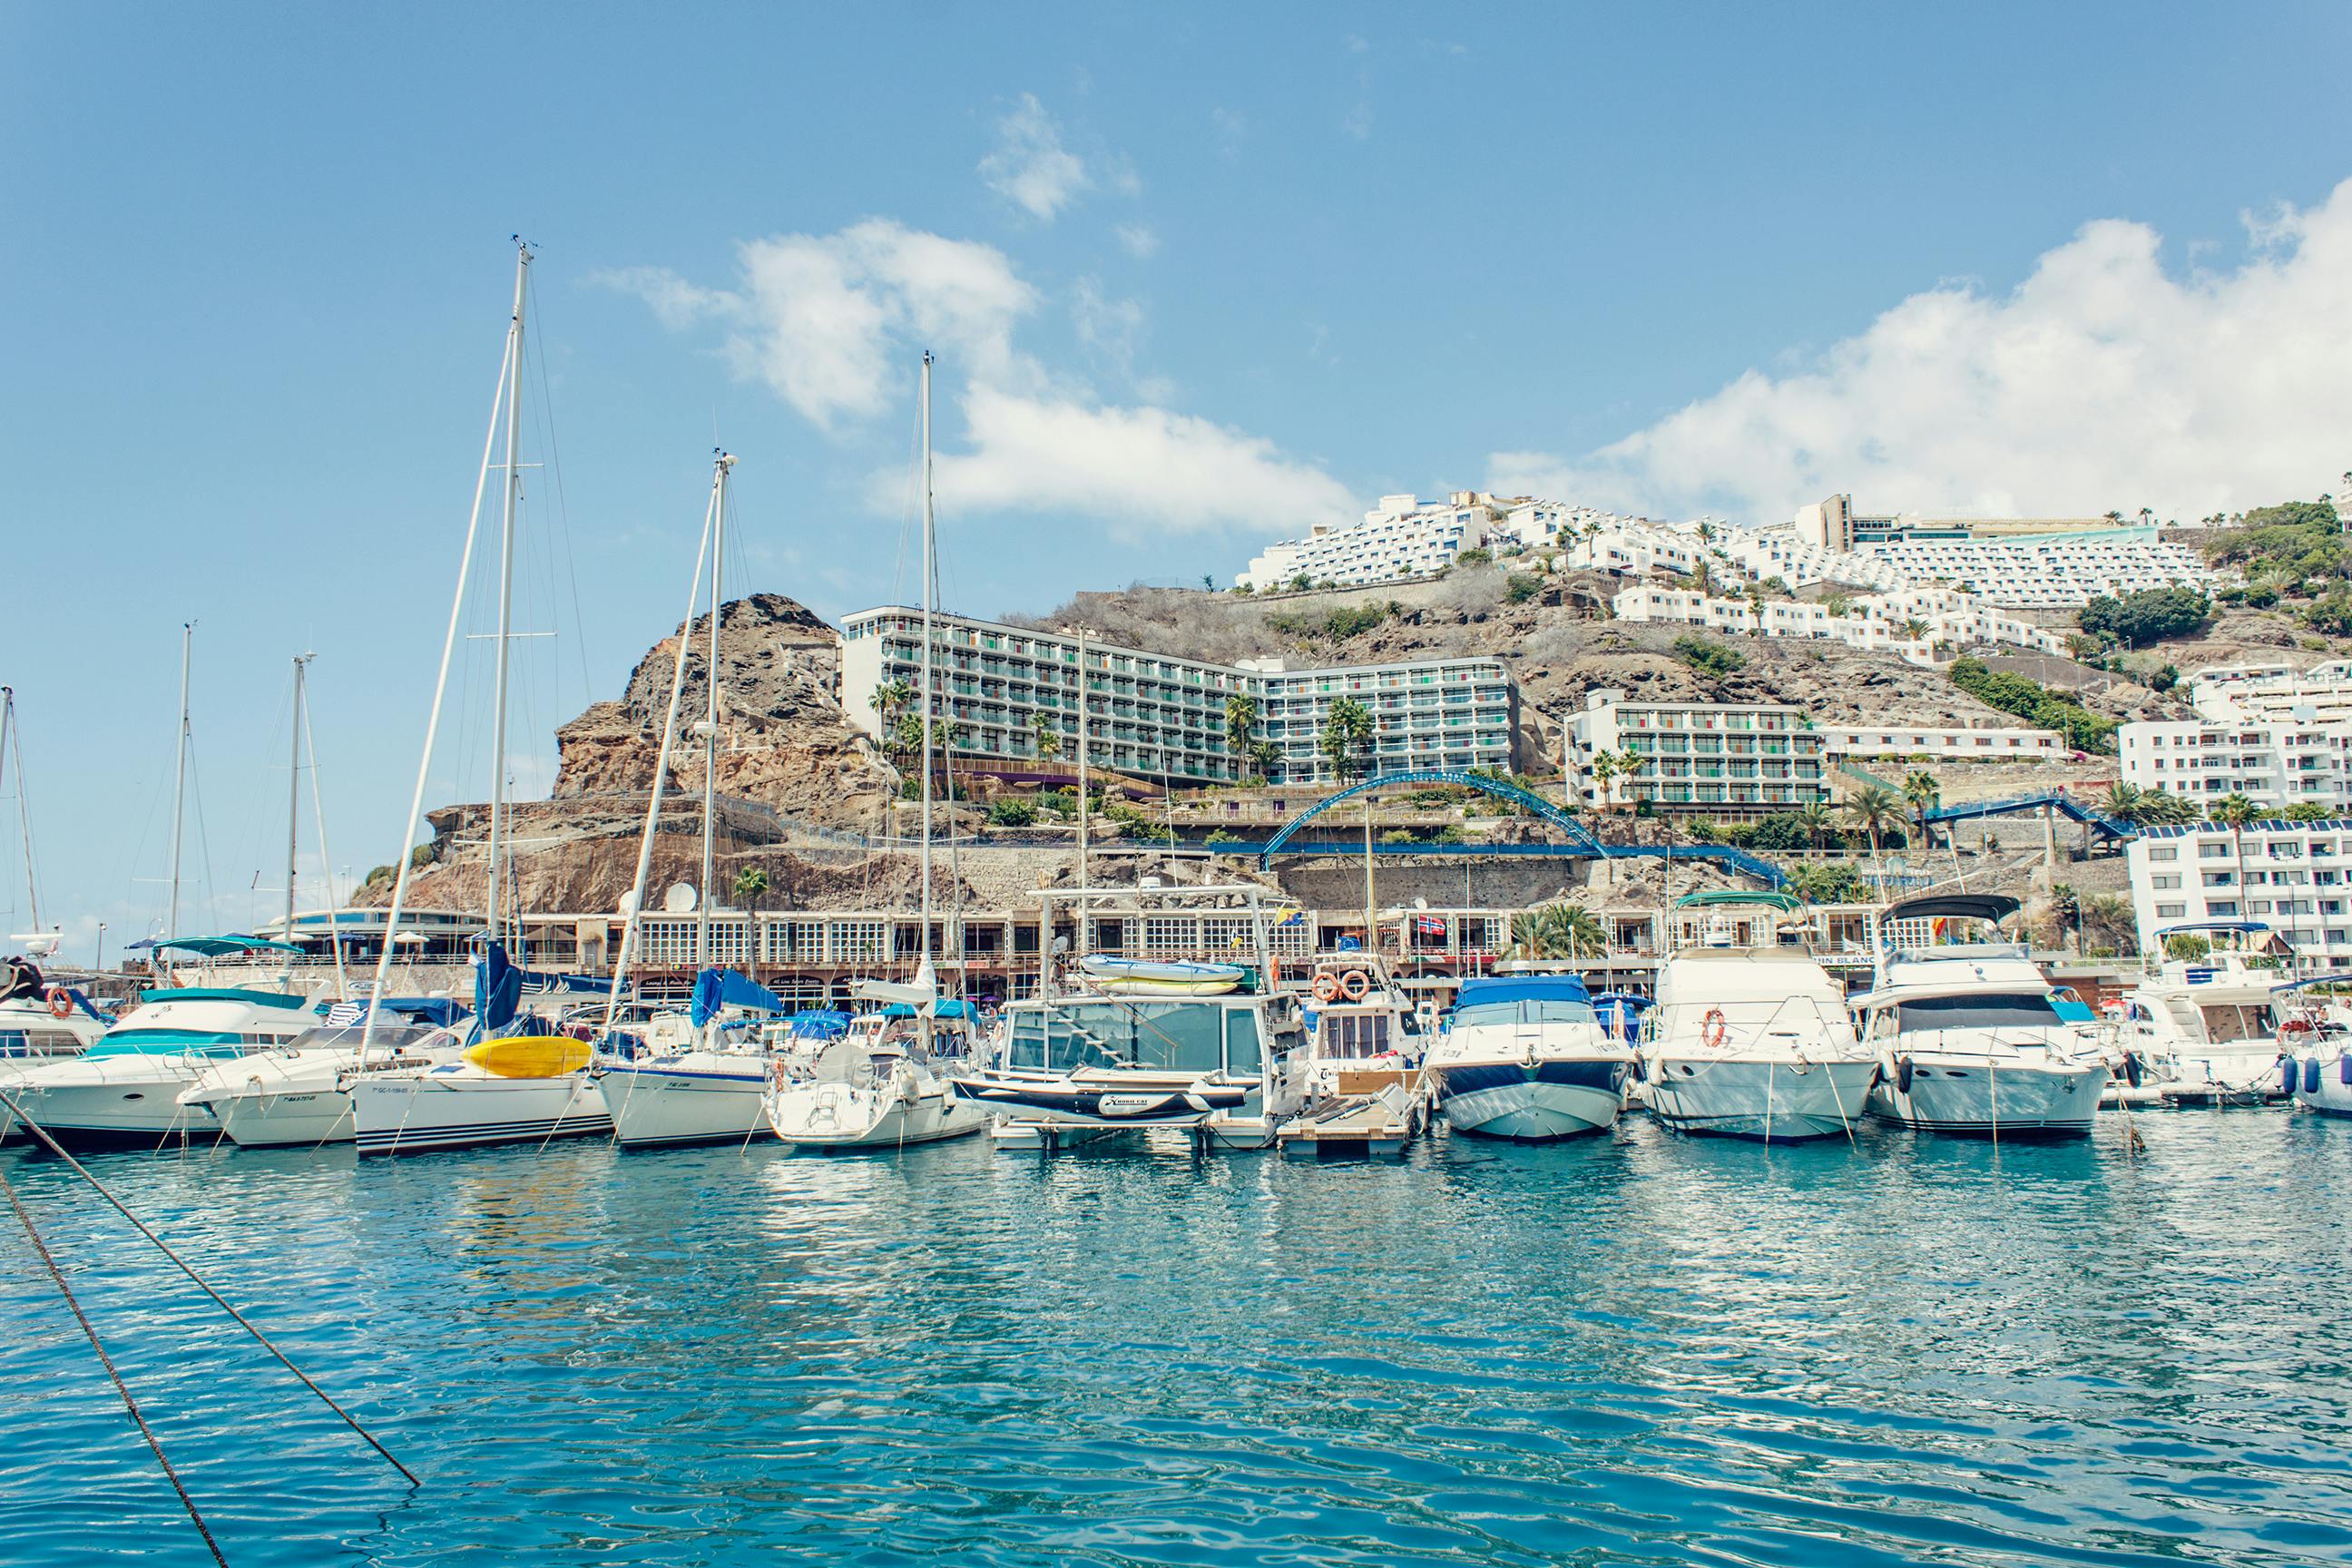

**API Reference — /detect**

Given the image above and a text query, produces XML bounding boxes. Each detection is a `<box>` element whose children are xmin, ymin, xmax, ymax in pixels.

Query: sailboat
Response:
<box><xmin>351</xmin><ymin>241</ymin><xmax>617</xmax><ymax>1155</ymax></box>
<box><xmin>767</xmin><ymin>352</ymin><xmax>985</xmax><ymax>1152</ymax></box>
<box><xmin>597</xmin><ymin>451</ymin><xmax>802</xmax><ymax>1150</ymax></box>
<box><xmin>0</xmin><ymin>689</ymin><xmax>108</xmax><ymax>1082</ymax></box>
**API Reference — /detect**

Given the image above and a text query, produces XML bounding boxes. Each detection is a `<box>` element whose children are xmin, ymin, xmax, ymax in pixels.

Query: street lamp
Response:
<box><xmin>95</xmin><ymin>922</ymin><xmax>107</xmax><ymax>974</ymax></box>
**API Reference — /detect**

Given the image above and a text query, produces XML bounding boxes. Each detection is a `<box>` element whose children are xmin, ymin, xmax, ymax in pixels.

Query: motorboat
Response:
<box><xmin>2278</xmin><ymin>983</ymin><xmax>2352</xmax><ymax>1115</ymax></box>
<box><xmin>602</xmin><ymin>967</ymin><xmax>796</xmax><ymax>1150</ymax></box>
<box><xmin>1426</xmin><ymin>973</ymin><xmax>1634</xmax><ymax>1141</ymax></box>
<box><xmin>1277</xmin><ymin>954</ymin><xmax>1428</xmax><ymax>1159</ymax></box>
<box><xmin>1857</xmin><ymin>895</ymin><xmax>2107</xmax><ymax>1137</ymax></box>
<box><xmin>951</xmin><ymin>885</ymin><xmax>1308</xmax><ymax>1152</ymax></box>
<box><xmin>1077</xmin><ymin>955</ymin><xmax>1246</xmax><ymax>996</ymax></box>
<box><xmin>1641</xmin><ymin>891</ymin><xmax>1877</xmax><ymax>1142</ymax></box>
<box><xmin>0</xmin><ymin>958</ymin><xmax>109</xmax><ymax>1106</ymax></box>
<box><xmin>2114</xmin><ymin>923</ymin><xmax>2290</xmax><ymax>1106</ymax></box>
<box><xmin>175</xmin><ymin>999</ymin><xmax>466</xmax><ymax>1148</ymax></box>
<box><xmin>3</xmin><ymin>984</ymin><xmax>327</xmax><ymax>1147</ymax></box>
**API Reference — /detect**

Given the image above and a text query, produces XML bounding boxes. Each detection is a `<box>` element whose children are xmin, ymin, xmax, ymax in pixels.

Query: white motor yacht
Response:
<box><xmin>5</xmin><ymin>984</ymin><xmax>325</xmax><ymax>1147</ymax></box>
<box><xmin>0</xmin><ymin>961</ymin><xmax>110</xmax><ymax>1121</ymax></box>
<box><xmin>1857</xmin><ymin>895</ymin><xmax>2107</xmax><ymax>1137</ymax></box>
<box><xmin>2115</xmin><ymin>923</ymin><xmax>2290</xmax><ymax>1105</ymax></box>
<box><xmin>2278</xmin><ymin>985</ymin><xmax>2352</xmax><ymax>1116</ymax></box>
<box><xmin>1642</xmin><ymin>892</ymin><xmax>1877</xmax><ymax>1142</ymax></box>
<box><xmin>1426</xmin><ymin>974</ymin><xmax>1633</xmax><ymax>1141</ymax></box>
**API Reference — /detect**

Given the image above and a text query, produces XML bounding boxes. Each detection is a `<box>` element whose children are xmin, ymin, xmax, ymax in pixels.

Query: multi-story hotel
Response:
<box><xmin>1237</xmin><ymin>492</ymin><xmax>1505</xmax><ymax>591</ymax></box>
<box><xmin>2188</xmin><ymin>660</ymin><xmax>2352</xmax><ymax>725</ymax></box>
<box><xmin>838</xmin><ymin>607</ymin><xmax>1518</xmax><ymax>788</ymax></box>
<box><xmin>1562</xmin><ymin>690</ymin><xmax>1830</xmax><ymax>817</ymax></box>
<box><xmin>2118</xmin><ymin>719</ymin><xmax>2352</xmax><ymax>813</ymax></box>
<box><xmin>2127</xmin><ymin>819</ymin><xmax>2352</xmax><ymax>974</ymax></box>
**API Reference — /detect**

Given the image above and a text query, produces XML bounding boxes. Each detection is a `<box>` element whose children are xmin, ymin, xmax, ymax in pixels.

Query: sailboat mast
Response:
<box><xmin>486</xmin><ymin>240</ymin><xmax>530</xmax><ymax>947</ymax></box>
<box><xmin>0</xmin><ymin>687</ymin><xmax>31</xmax><ymax>932</ymax></box>
<box><xmin>919</xmin><ymin>351</ymin><xmax>936</xmax><ymax>970</ymax></box>
<box><xmin>697</xmin><ymin>450</ymin><xmax>733</xmax><ymax>968</ymax></box>
<box><xmin>168</xmin><ymin>622</ymin><xmax>193</xmax><ymax>938</ymax></box>
<box><xmin>288</xmin><ymin>652</ymin><xmax>312</xmax><ymax>939</ymax></box>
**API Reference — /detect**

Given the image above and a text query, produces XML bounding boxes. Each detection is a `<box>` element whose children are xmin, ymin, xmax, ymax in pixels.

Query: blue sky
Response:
<box><xmin>5</xmin><ymin>2</ymin><xmax>2350</xmax><ymax>946</ymax></box>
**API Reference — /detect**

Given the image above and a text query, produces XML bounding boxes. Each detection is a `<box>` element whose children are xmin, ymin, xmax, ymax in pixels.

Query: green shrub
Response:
<box><xmin>2077</xmin><ymin>587</ymin><xmax>2212</xmax><ymax>646</ymax></box>
<box><xmin>1504</xmin><ymin>572</ymin><xmax>1541</xmax><ymax>604</ymax></box>
<box><xmin>986</xmin><ymin>798</ymin><xmax>1038</xmax><ymax>828</ymax></box>
<box><xmin>1456</xmin><ymin>546</ymin><xmax>1493</xmax><ymax>566</ymax></box>
<box><xmin>1672</xmin><ymin>635</ymin><xmax>1747</xmax><ymax>677</ymax></box>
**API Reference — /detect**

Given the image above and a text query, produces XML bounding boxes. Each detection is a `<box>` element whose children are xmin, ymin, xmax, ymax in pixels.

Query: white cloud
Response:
<box><xmin>717</xmin><ymin>220</ymin><xmax>1034</xmax><ymax>431</ymax></box>
<box><xmin>592</xmin><ymin>265</ymin><xmax>736</xmax><ymax>331</ymax></box>
<box><xmin>979</xmin><ymin>93</ymin><xmax>1093</xmax><ymax>221</ymax></box>
<box><xmin>615</xmin><ymin>220</ymin><xmax>1354</xmax><ymax>537</ymax></box>
<box><xmin>1210</xmin><ymin>107</ymin><xmax>1246</xmax><ymax>160</ymax></box>
<box><xmin>936</xmin><ymin>385</ymin><xmax>1356</xmax><ymax>538</ymax></box>
<box><xmin>1490</xmin><ymin>179</ymin><xmax>2352</xmax><ymax>524</ymax></box>
<box><xmin>1114</xmin><ymin>223</ymin><xmax>1160</xmax><ymax>260</ymax></box>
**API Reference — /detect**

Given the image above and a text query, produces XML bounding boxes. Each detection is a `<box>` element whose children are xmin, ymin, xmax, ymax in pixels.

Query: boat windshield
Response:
<box><xmin>1894</xmin><ymin>993</ymin><xmax>2063</xmax><ymax>1031</ymax></box>
<box><xmin>1006</xmin><ymin>1001</ymin><xmax>1260</xmax><ymax>1076</ymax></box>
<box><xmin>1453</xmin><ymin>997</ymin><xmax>1597</xmax><ymax>1029</ymax></box>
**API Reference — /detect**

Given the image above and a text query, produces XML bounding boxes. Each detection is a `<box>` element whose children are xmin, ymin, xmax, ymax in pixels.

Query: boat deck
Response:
<box><xmin>1277</xmin><ymin>1080</ymin><xmax>1428</xmax><ymax>1160</ymax></box>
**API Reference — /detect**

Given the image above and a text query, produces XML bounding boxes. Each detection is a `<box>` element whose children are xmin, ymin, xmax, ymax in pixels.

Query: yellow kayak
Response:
<box><xmin>466</xmin><ymin>1034</ymin><xmax>592</xmax><ymax>1079</ymax></box>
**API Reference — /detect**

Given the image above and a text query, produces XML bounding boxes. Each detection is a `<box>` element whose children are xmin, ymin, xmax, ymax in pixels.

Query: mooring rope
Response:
<box><xmin>0</xmin><ymin>1158</ymin><xmax>230</xmax><ymax>1566</ymax></box>
<box><xmin>0</xmin><ymin>1084</ymin><xmax>418</xmax><ymax>1486</ymax></box>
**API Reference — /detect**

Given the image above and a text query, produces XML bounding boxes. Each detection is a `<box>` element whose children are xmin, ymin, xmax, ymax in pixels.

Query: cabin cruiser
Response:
<box><xmin>765</xmin><ymin>972</ymin><xmax>985</xmax><ymax>1153</ymax></box>
<box><xmin>174</xmin><ymin>1000</ymin><xmax>467</xmax><ymax>1148</ymax></box>
<box><xmin>601</xmin><ymin>967</ymin><xmax>795</xmax><ymax>1151</ymax></box>
<box><xmin>2278</xmin><ymin>981</ymin><xmax>2352</xmax><ymax>1116</ymax></box>
<box><xmin>0</xmin><ymin>957</ymin><xmax>109</xmax><ymax>1107</ymax></box>
<box><xmin>349</xmin><ymin>946</ymin><xmax>616</xmax><ymax>1155</ymax></box>
<box><xmin>1301</xmin><ymin>954</ymin><xmax>1424</xmax><ymax>1096</ymax></box>
<box><xmin>1426</xmin><ymin>974</ymin><xmax>1633</xmax><ymax>1140</ymax></box>
<box><xmin>2113</xmin><ymin>923</ymin><xmax>2289</xmax><ymax>1106</ymax></box>
<box><xmin>1641</xmin><ymin>892</ymin><xmax>1877</xmax><ymax>1142</ymax></box>
<box><xmin>3</xmin><ymin>985</ymin><xmax>327</xmax><ymax>1147</ymax></box>
<box><xmin>1857</xmin><ymin>895</ymin><xmax>2107</xmax><ymax>1137</ymax></box>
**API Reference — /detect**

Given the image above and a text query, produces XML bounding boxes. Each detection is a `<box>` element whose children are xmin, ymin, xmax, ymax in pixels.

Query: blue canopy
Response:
<box><xmin>878</xmin><ymin>998</ymin><xmax>975</xmax><ymax>1020</ymax></box>
<box><xmin>1456</xmin><ymin>975</ymin><xmax>1592</xmax><ymax>1009</ymax></box>
<box><xmin>788</xmin><ymin>1009</ymin><xmax>853</xmax><ymax>1040</ymax></box>
<box><xmin>691</xmin><ymin>967</ymin><xmax>789</xmax><ymax>1027</ymax></box>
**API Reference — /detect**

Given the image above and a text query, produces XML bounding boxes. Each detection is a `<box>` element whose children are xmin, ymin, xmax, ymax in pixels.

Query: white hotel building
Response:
<box><xmin>1238</xmin><ymin>493</ymin><xmax>1504</xmax><ymax>591</ymax></box>
<box><xmin>2119</xmin><ymin>720</ymin><xmax>2352</xmax><ymax>814</ymax></box>
<box><xmin>1562</xmin><ymin>690</ymin><xmax>1830</xmax><ymax>818</ymax></box>
<box><xmin>2128</xmin><ymin>820</ymin><xmax>2352</xmax><ymax>975</ymax></box>
<box><xmin>838</xmin><ymin>608</ymin><xmax>1516</xmax><ymax>788</ymax></box>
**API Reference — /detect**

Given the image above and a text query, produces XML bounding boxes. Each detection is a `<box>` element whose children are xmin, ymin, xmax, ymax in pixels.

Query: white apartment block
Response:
<box><xmin>2188</xmin><ymin>660</ymin><xmax>2352</xmax><ymax>726</ymax></box>
<box><xmin>1857</xmin><ymin>528</ymin><xmax>2211</xmax><ymax>609</ymax></box>
<box><xmin>838</xmin><ymin>607</ymin><xmax>1517</xmax><ymax>789</ymax></box>
<box><xmin>2119</xmin><ymin>720</ymin><xmax>2352</xmax><ymax>813</ymax></box>
<box><xmin>1249</xmin><ymin>658</ymin><xmax>1515</xmax><ymax>784</ymax></box>
<box><xmin>1609</xmin><ymin>583</ymin><xmax>2063</xmax><ymax>664</ymax></box>
<box><xmin>1821</xmin><ymin>722</ymin><xmax>2066</xmax><ymax>761</ymax></box>
<box><xmin>1238</xmin><ymin>492</ymin><xmax>1504</xmax><ymax>591</ymax></box>
<box><xmin>1563</xmin><ymin>690</ymin><xmax>1830</xmax><ymax>818</ymax></box>
<box><xmin>2129</xmin><ymin>821</ymin><xmax>2352</xmax><ymax>975</ymax></box>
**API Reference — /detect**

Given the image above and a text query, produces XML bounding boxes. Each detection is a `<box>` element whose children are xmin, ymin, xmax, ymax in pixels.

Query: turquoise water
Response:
<box><xmin>4</xmin><ymin>1116</ymin><xmax>2350</xmax><ymax>1566</ymax></box>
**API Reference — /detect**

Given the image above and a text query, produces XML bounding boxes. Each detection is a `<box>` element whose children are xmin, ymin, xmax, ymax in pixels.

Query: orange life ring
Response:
<box><xmin>44</xmin><ymin>986</ymin><xmax>73</xmax><ymax>1021</ymax></box>
<box><xmin>1311</xmin><ymin>973</ymin><xmax>1341</xmax><ymax>1003</ymax></box>
<box><xmin>1338</xmin><ymin>969</ymin><xmax>1370</xmax><ymax>1002</ymax></box>
<box><xmin>1700</xmin><ymin>1007</ymin><xmax>1728</xmax><ymax>1049</ymax></box>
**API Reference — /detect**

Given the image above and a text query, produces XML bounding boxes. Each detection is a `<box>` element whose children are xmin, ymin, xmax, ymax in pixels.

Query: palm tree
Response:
<box><xmin>1224</xmin><ymin>691</ymin><xmax>1259</xmax><ymax>759</ymax></box>
<box><xmin>1319</xmin><ymin>697</ymin><xmax>1375</xmax><ymax>783</ymax></box>
<box><xmin>1793</xmin><ymin>799</ymin><xmax>1835</xmax><ymax>853</ymax></box>
<box><xmin>1614</xmin><ymin>747</ymin><xmax>1645</xmax><ymax>808</ymax></box>
<box><xmin>1250</xmin><ymin>739</ymin><xmax>1279</xmax><ymax>780</ymax></box>
<box><xmin>1030</xmin><ymin>711</ymin><xmax>1063</xmax><ymax>761</ymax></box>
<box><xmin>733</xmin><ymin>867</ymin><xmax>769</xmax><ymax>930</ymax></box>
<box><xmin>2080</xmin><ymin>893</ymin><xmax>2137</xmax><ymax>955</ymax></box>
<box><xmin>869</xmin><ymin>678</ymin><xmax>915</xmax><ymax>722</ymax></box>
<box><xmin>1844</xmin><ymin>783</ymin><xmax>1903</xmax><ymax>861</ymax></box>
<box><xmin>2100</xmin><ymin>780</ymin><xmax>2147</xmax><ymax>825</ymax></box>
<box><xmin>1591</xmin><ymin>751</ymin><xmax>1619</xmax><ymax>810</ymax></box>
<box><xmin>2041</xmin><ymin>883</ymin><xmax>2082</xmax><ymax>955</ymax></box>
<box><xmin>1902</xmin><ymin>769</ymin><xmax>1940</xmax><ymax>849</ymax></box>
<box><xmin>2211</xmin><ymin>791</ymin><xmax>2259</xmax><ymax>918</ymax></box>
<box><xmin>1507</xmin><ymin>902</ymin><xmax>1605</xmax><ymax>960</ymax></box>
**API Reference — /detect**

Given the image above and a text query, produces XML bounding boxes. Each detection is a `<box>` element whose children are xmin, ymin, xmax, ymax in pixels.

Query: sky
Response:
<box><xmin>5</xmin><ymin>2</ymin><xmax>2350</xmax><ymax>951</ymax></box>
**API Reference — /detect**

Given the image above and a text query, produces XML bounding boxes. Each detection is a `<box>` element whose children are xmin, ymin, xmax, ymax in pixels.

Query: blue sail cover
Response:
<box><xmin>1456</xmin><ymin>975</ymin><xmax>1593</xmax><ymax>1008</ymax></box>
<box><xmin>691</xmin><ymin>967</ymin><xmax>789</xmax><ymax>1027</ymax></box>
<box><xmin>475</xmin><ymin>943</ymin><xmax>522</xmax><ymax>1034</ymax></box>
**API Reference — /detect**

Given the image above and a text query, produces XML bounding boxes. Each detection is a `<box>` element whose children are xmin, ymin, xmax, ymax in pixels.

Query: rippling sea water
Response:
<box><xmin>4</xmin><ymin>1114</ymin><xmax>2350</xmax><ymax>1566</ymax></box>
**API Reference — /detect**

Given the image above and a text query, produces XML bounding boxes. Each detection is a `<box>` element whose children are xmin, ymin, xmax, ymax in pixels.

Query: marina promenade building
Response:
<box><xmin>2127</xmin><ymin>819</ymin><xmax>2352</xmax><ymax>974</ymax></box>
<box><xmin>2118</xmin><ymin>718</ymin><xmax>2352</xmax><ymax>813</ymax></box>
<box><xmin>1562</xmin><ymin>690</ymin><xmax>1830</xmax><ymax>817</ymax></box>
<box><xmin>839</xmin><ymin>607</ymin><xmax>1518</xmax><ymax>788</ymax></box>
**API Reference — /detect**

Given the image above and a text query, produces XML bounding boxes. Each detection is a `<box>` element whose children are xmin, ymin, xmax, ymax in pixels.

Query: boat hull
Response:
<box><xmin>949</xmin><ymin>1073</ymin><xmax>1255</xmax><ymax>1129</ymax></box>
<box><xmin>603</xmin><ymin>1058</ymin><xmax>769</xmax><ymax>1150</ymax></box>
<box><xmin>352</xmin><ymin>1070</ymin><xmax>611</xmax><ymax>1155</ymax></box>
<box><xmin>769</xmin><ymin>1077</ymin><xmax>986</xmax><ymax>1151</ymax></box>
<box><xmin>2290</xmin><ymin>1052</ymin><xmax>2352</xmax><ymax>1117</ymax></box>
<box><xmin>1435</xmin><ymin>1058</ymin><xmax>1623</xmax><ymax>1141</ymax></box>
<box><xmin>1867</xmin><ymin>1059</ymin><xmax>2104</xmax><ymax>1136</ymax></box>
<box><xmin>5</xmin><ymin>1059</ymin><xmax>219</xmax><ymax>1146</ymax></box>
<box><xmin>1645</xmin><ymin>1056</ymin><xmax>1878</xmax><ymax>1142</ymax></box>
